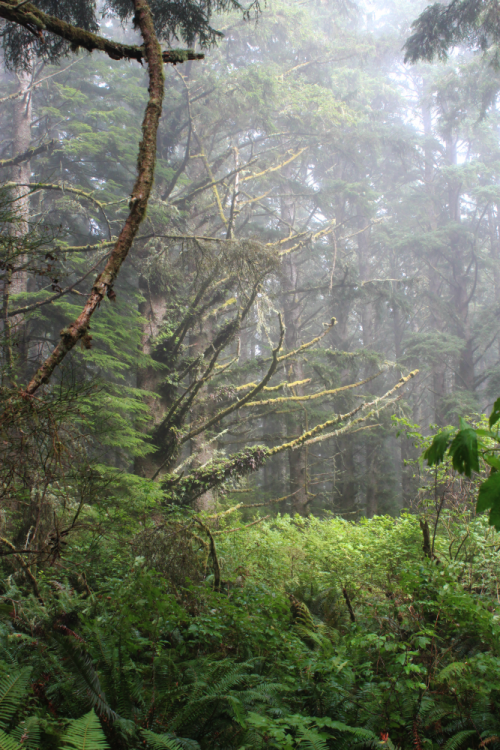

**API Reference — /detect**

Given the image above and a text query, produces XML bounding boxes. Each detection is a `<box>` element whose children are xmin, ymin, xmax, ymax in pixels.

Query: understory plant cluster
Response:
<box><xmin>1</xmin><ymin>513</ymin><xmax>500</xmax><ymax>750</ymax></box>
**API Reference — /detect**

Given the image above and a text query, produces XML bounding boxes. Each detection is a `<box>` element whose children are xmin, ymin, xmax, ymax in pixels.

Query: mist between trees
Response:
<box><xmin>2</xmin><ymin>0</ymin><xmax>500</xmax><ymax>748</ymax></box>
<box><xmin>3</xmin><ymin>0</ymin><xmax>500</xmax><ymax>518</ymax></box>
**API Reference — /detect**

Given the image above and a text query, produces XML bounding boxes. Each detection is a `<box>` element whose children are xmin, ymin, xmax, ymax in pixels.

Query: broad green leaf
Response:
<box><xmin>449</xmin><ymin>428</ymin><xmax>479</xmax><ymax>477</ymax></box>
<box><xmin>483</xmin><ymin>454</ymin><xmax>500</xmax><ymax>473</ymax></box>
<box><xmin>490</xmin><ymin>397</ymin><xmax>500</xmax><ymax>428</ymax></box>
<box><xmin>474</xmin><ymin>428</ymin><xmax>499</xmax><ymax>440</ymax></box>
<box><xmin>477</xmin><ymin>472</ymin><xmax>500</xmax><ymax>530</ymax></box>
<box><xmin>423</xmin><ymin>429</ymin><xmax>454</xmax><ymax>467</ymax></box>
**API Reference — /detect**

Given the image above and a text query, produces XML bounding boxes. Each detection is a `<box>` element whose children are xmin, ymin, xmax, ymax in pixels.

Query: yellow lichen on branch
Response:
<box><xmin>242</xmin><ymin>371</ymin><xmax>383</xmax><ymax>408</ymax></box>
<box><xmin>268</xmin><ymin>370</ymin><xmax>418</xmax><ymax>455</ymax></box>
<box><xmin>234</xmin><ymin>378</ymin><xmax>311</xmax><ymax>393</ymax></box>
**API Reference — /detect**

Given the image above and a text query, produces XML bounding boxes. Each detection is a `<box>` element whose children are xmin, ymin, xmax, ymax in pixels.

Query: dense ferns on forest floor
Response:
<box><xmin>1</xmin><ymin>514</ymin><xmax>500</xmax><ymax>750</ymax></box>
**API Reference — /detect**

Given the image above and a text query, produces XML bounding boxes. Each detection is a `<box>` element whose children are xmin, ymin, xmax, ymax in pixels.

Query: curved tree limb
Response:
<box><xmin>0</xmin><ymin>0</ymin><xmax>203</xmax><ymax>65</ymax></box>
<box><xmin>7</xmin><ymin>181</ymin><xmax>113</xmax><ymax>238</ymax></box>
<box><xmin>21</xmin><ymin>0</ymin><xmax>164</xmax><ymax>397</ymax></box>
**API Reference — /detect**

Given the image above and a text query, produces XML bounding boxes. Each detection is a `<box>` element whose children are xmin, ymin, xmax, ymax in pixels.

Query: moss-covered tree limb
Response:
<box><xmin>268</xmin><ymin>370</ymin><xmax>419</xmax><ymax>455</ymax></box>
<box><xmin>235</xmin><ymin>319</ymin><xmax>335</xmax><ymax>387</ymax></box>
<box><xmin>7</xmin><ymin>181</ymin><xmax>112</xmax><ymax>238</ymax></box>
<box><xmin>241</xmin><ymin>371</ymin><xmax>383</xmax><ymax>408</ymax></box>
<box><xmin>21</xmin><ymin>0</ymin><xmax>164</xmax><ymax>397</ymax></box>
<box><xmin>234</xmin><ymin>377</ymin><xmax>311</xmax><ymax>393</ymax></box>
<box><xmin>0</xmin><ymin>140</ymin><xmax>56</xmax><ymax>169</ymax></box>
<box><xmin>0</xmin><ymin>0</ymin><xmax>203</xmax><ymax>65</ymax></box>
<box><xmin>163</xmin><ymin>446</ymin><xmax>269</xmax><ymax>505</ymax></box>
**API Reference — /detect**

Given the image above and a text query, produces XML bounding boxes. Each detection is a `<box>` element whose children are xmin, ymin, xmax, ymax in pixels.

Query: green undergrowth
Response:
<box><xmin>1</xmin><ymin>514</ymin><xmax>500</xmax><ymax>749</ymax></box>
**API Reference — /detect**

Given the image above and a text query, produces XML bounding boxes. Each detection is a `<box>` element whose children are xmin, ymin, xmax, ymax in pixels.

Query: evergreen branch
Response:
<box><xmin>7</xmin><ymin>251</ymin><xmax>110</xmax><ymax>317</ymax></box>
<box><xmin>21</xmin><ymin>0</ymin><xmax>165</xmax><ymax>397</ymax></box>
<box><xmin>0</xmin><ymin>0</ymin><xmax>203</xmax><ymax>66</ymax></box>
<box><xmin>5</xmin><ymin>182</ymin><xmax>112</xmax><ymax>239</ymax></box>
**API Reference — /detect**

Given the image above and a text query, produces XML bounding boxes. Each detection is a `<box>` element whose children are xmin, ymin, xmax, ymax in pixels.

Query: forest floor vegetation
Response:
<box><xmin>1</xmin><ymin>512</ymin><xmax>500</xmax><ymax>750</ymax></box>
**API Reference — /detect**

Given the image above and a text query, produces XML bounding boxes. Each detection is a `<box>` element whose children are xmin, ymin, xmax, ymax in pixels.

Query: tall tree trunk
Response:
<box><xmin>355</xmin><ymin>208</ymin><xmax>378</xmax><ymax>517</ymax></box>
<box><xmin>7</xmin><ymin>70</ymin><xmax>32</xmax><ymax>372</ymax></box>
<box><xmin>280</xmin><ymin>178</ymin><xmax>309</xmax><ymax>516</ymax></box>
<box><xmin>134</xmin><ymin>274</ymin><xmax>168</xmax><ymax>479</ymax></box>
<box><xmin>422</xmin><ymin>93</ymin><xmax>447</xmax><ymax>426</ymax></box>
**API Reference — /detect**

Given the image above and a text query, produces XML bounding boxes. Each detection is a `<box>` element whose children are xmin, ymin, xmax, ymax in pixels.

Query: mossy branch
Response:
<box><xmin>234</xmin><ymin>377</ymin><xmax>311</xmax><ymax>393</ymax></box>
<box><xmin>164</xmin><ymin>446</ymin><xmax>269</xmax><ymax>505</ymax></box>
<box><xmin>269</xmin><ymin>370</ymin><xmax>418</xmax><ymax>455</ymax></box>
<box><xmin>0</xmin><ymin>0</ymin><xmax>203</xmax><ymax>65</ymax></box>
<box><xmin>0</xmin><ymin>140</ymin><xmax>56</xmax><ymax>169</ymax></box>
<box><xmin>21</xmin><ymin>0</ymin><xmax>164</xmax><ymax>397</ymax></box>
<box><xmin>242</xmin><ymin>370</ymin><xmax>383</xmax><ymax>408</ymax></box>
<box><xmin>6</xmin><ymin>181</ymin><xmax>112</xmax><ymax>238</ymax></box>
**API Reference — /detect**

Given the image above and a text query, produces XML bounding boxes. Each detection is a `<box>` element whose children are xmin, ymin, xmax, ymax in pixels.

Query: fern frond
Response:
<box><xmin>62</xmin><ymin>710</ymin><xmax>109</xmax><ymax>750</ymax></box>
<box><xmin>0</xmin><ymin>669</ymin><xmax>31</xmax><ymax>728</ymax></box>
<box><xmin>51</xmin><ymin>634</ymin><xmax>116</xmax><ymax>720</ymax></box>
<box><xmin>296</xmin><ymin>727</ymin><xmax>328</xmax><ymax>750</ymax></box>
<box><xmin>11</xmin><ymin>717</ymin><xmax>40</xmax><ymax>750</ymax></box>
<box><xmin>442</xmin><ymin>729</ymin><xmax>477</xmax><ymax>750</ymax></box>
<box><xmin>0</xmin><ymin>728</ymin><xmax>20</xmax><ymax>750</ymax></box>
<box><xmin>436</xmin><ymin>662</ymin><xmax>469</xmax><ymax>683</ymax></box>
<box><xmin>142</xmin><ymin>729</ymin><xmax>199</xmax><ymax>750</ymax></box>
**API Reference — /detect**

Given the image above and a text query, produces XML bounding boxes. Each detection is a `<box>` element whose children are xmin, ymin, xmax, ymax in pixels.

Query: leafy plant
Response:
<box><xmin>424</xmin><ymin>399</ymin><xmax>500</xmax><ymax>528</ymax></box>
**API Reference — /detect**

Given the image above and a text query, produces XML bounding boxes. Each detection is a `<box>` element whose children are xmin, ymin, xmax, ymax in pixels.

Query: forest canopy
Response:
<box><xmin>2</xmin><ymin>0</ymin><xmax>500</xmax><ymax>747</ymax></box>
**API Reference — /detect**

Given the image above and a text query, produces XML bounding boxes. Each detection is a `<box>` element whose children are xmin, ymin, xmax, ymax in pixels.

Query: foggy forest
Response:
<box><xmin>2</xmin><ymin>0</ymin><xmax>500</xmax><ymax>746</ymax></box>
